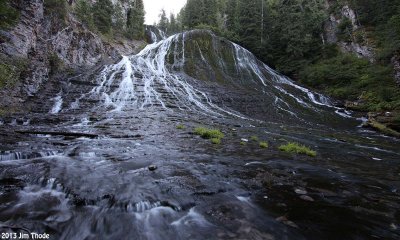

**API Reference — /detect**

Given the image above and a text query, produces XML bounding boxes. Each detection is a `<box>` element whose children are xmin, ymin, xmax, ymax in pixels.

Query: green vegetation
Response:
<box><xmin>240</xmin><ymin>141</ymin><xmax>247</xmax><ymax>146</ymax></box>
<box><xmin>44</xmin><ymin>0</ymin><xmax>67</xmax><ymax>26</ymax></box>
<box><xmin>250</xmin><ymin>136</ymin><xmax>259</xmax><ymax>141</ymax></box>
<box><xmin>74</xmin><ymin>0</ymin><xmax>145</xmax><ymax>39</ymax></box>
<box><xmin>300</xmin><ymin>53</ymin><xmax>400</xmax><ymax>112</ymax></box>
<box><xmin>279</xmin><ymin>142</ymin><xmax>317</xmax><ymax>157</ymax></box>
<box><xmin>0</xmin><ymin>55</ymin><xmax>28</xmax><ymax>89</ymax></box>
<box><xmin>211</xmin><ymin>138</ymin><xmax>221</xmax><ymax>145</ymax></box>
<box><xmin>92</xmin><ymin>0</ymin><xmax>113</xmax><ymax>35</ymax></box>
<box><xmin>170</xmin><ymin>0</ymin><xmax>400</xmax><ymax>116</ymax></box>
<box><xmin>194</xmin><ymin>127</ymin><xmax>224</xmax><ymax>139</ymax></box>
<box><xmin>368</xmin><ymin>120</ymin><xmax>400</xmax><ymax>137</ymax></box>
<box><xmin>194</xmin><ymin>127</ymin><xmax>224</xmax><ymax>144</ymax></box>
<box><xmin>75</xmin><ymin>0</ymin><xmax>94</xmax><ymax>30</ymax></box>
<box><xmin>48</xmin><ymin>53</ymin><xmax>67</xmax><ymax>76</ymax></box>
<box><xmin>259</xmin><ymin>141</ymin><xmax>268</xmax><ymax>148</ymax></box>
<box><xmin>0</xmin><ymin>0</ymin><xmax>19</xmax><ymax>30</ymax></box>
<box><xmin>176</xmin><ymin>124</ymin><xmax>186</xmax><ymax>130</ymax></box>
<box><xmin>127</xmin><ymin>0</ymin><xmax>145</xmax><ymax>39</ymax></box>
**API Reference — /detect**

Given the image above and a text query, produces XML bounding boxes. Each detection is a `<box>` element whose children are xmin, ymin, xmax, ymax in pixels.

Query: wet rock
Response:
<box><xmin>299</xmin><ymin>195</ymin><xmax>315</xmax><ymax>202</ymax></box>
<box><xmin>390</xmin><ymin>223</ymin><xmax>398</xmax><ymax>230</ymax></box>
<box><xmin>294</xmin><ymin>188</ymin><xmax>307</xmax><ymax>195</ymax></box>
<box><xmin>276</xmin><ymin>216</ymin><xmax>299</xmax><ymax>228</ymax></box>
<box><xmin>148</xmin><ymin>165</ymin><xmax>157</xmax><ymax>171</ymax></box>
<box><xmin>391</xmin><ymin>55</ymin><xmax>400</xmax><ymax>86</ymax></box>
<box><xmin>365</xmin><ymin>113</ymin><xmax>400</xmax><ymax>137</ymax></box>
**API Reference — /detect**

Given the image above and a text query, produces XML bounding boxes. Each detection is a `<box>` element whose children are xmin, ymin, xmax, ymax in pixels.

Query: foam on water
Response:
<box><xmin>50</xmin><ymin>92</ymin><xmax>63</xmax><ymax>114</ymax></box>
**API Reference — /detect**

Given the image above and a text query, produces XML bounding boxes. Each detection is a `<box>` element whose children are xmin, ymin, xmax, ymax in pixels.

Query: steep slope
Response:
<box><xmin>67</xmin><ymin>30</ymin><xmax>355</xmax><ymax>128</ymax></box>
<box><xmin>0</xmin><ymin>0</ymin><xmax>145</xmax><ymax>114</ymax></box>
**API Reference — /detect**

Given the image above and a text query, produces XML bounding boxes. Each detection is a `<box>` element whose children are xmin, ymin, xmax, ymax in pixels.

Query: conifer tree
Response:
<box><xmin>225</xmin><ymin>0</ymin><xmax>238</xmax><ymax>32</ymax></box>
<box><xmin>75</xmin><ymin>0</ymin><xmax>94</xmax><ymax>29</ymax></box>
<box><xmin>158</xmin><ymin>9</ymin><xmax>169</xmax><ymax>33</ymax></box>
<box><xmin>168</xmin><ymin>13</ymin><xmax>178</xmax><ymax>35</ymax></box>
<box><xmin>237</xmin><ymin>0</ymin><xmax>263</xmax><ymax>54</ymax></box>
<box><xmin>202</xmin><ymin>0</ymin><xmax>218</xmax><ymax>27</ymax></box>
<box><xmin>184</xmin><ymin>0</ymin><xmax>204</xmax><ymax>28</ymax></box>
<box><xmin>127</xmin><ymin>0</ymin><xmax>145</xmax><ymax>39</ymax></box>
<box><xmin>92</xmin><ymin>0</ymin><xmax>113</xmax><ymax>34</ymax></box>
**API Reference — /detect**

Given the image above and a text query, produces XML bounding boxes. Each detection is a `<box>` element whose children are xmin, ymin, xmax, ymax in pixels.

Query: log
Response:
<box><xmin>15</xmin><ymin>130</ymin><xmax>98</xmax><ymax>138</ymax></box>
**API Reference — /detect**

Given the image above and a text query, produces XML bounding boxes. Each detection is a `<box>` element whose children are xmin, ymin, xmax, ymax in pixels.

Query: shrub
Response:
<box><xmin>0</xmin><ymin>56</ymin><xmax>28</xmax><ymax>89</ymax></box>
<box><xmin>279</xmin><ymin>142</ymin><xmax>317</xmax><ymax>157</ymax></box>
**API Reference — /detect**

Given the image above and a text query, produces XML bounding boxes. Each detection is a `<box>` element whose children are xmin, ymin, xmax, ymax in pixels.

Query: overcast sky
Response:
<box><xmin>143</xmin><ymin>0</ymin><xmax>186</xmax><ymax>25</ymax></box>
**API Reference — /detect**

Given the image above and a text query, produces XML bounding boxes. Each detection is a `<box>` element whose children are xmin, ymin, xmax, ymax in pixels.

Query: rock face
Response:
<box><xmin>391</xmin><ymin>55</ymin><xmax>400</xmax><ymax>86</ymax></box>
<box><xmin>145</xmin><ymin>25</ymin><xmax>167</xmax><ymax>44</ymax></box>
<box><xmin>323</xmin><ymin>3</ymin><xmax>374</xmax><ymax>62</ymax></box>
<box><xmin>0</xmin><ymin>0</ymin><xmax>145</xmax><ymax>111</ymax></box>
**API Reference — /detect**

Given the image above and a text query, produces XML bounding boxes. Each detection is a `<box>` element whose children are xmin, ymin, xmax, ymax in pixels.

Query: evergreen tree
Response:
<box><xmin>237</xmin><ymin>0</ymin><xmax>263</xmax><ymax>54</ymax></box>
<box><xmin>112</xmin><ymin>4</ymin><xmax>125</xmax><ymax>33</ymax></box>
<box><xmin>202</xmin><ymin>0</ymin><xmax>218</xmax><ymax>27</ymax></box>
<box><xmin>127</xmin><ymin>0</ymin><xmax>145</xmax><ymax>39</ymax></box>
<box><xmin>92</xmin><ymin>0</ymin><xmax>113</xmax><ymax>34</ymax></box>
<box><xmin>184</xmin><ymin>0</ymin><xmax>204</xmax><ymax>28</ymax></box>
<box><xmin>168</xmin><ymin>13</ymin><xmax>178</xmax><ymax>35</ymax></box>
<box><xmin>264</xmin><ymin>0</ymin><xmax>327</xmax><ymax>74</ymax></box>
<box><xmin>158</xmin><ymin>9</ymin><xmax>169</xmax><ymax>33</ymax></box>
<box><xmin>75</xmin><ymin>0</ymin><xmax>94</xmax><ymax>30</ymax></box>
<box><xmin>225</xmin><ymin>0</ymin><xmax>238</xmax><ymax>32</ymax></box>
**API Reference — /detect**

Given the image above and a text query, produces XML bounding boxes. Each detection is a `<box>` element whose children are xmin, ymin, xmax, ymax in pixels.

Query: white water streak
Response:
<box><xmin>50</xmin><ymin>92</ymin><xmax>63</xmax><ymax>114</ymax></box>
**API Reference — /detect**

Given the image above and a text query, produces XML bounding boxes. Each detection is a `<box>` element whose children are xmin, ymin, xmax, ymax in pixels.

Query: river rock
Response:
<box><xmin>300</xmin><ymin>195</ymin><xmax>315</xmax><ymax>202</ymax></box>
<box><xmin>294</xmin><ymin>188</ymin><xmax>307</xmax><ymax>195</ymax></box>
<box><xmin>148</xmin><ymin>165</ymin><xmax>157</xmax><ymax>171</ymax></box>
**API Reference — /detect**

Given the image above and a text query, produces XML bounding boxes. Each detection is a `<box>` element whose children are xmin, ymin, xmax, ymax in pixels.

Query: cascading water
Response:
<box><xmin>73</xmin><ymin>30</ymin><xmax>350</xmax><ymax>124</ymax></box>
<box><xmin>1</xmin><ymin>29</ymin><xmax>399</xmax><ymax>240</ymax></box>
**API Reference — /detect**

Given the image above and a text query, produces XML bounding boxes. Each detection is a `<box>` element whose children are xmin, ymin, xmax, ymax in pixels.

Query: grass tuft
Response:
<box><xmin>176</xmin><ymin>124</ymin><xmax>185</xmax><ymax>130</ymax></box>
<box><xmin>250</xmin><ymin>135</ymin><xmax>259</xmax><ymax>141</ymax></box>
<box><xmin>211</xmin><ymin>138</ymin><xmax>221</xmax><ymax>145</ymax></box>
<box><xmin>279</xmin><ymin>142</ymin><xmax>316</xmax><ymax>157</ymax></box>
<box><xmin>194</xmin><ymin>127</ymin><xmax>224</xmax><ymax>139</ymax></box>
<box><xmin>259</xmin><ymin>141</ymin><xmax>269</xmax><ymax>148</ymax></box>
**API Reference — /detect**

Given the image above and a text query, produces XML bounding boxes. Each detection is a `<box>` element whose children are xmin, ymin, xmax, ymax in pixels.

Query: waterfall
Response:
<box><xmin>71</xmin><ymin>30</ymin><xmax>351</xmax><ymax>121</ymax></box>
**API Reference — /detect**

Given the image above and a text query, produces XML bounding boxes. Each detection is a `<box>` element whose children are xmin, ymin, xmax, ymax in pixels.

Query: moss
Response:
<box><xmin>194</xmin><ymin>127</ymin><xmax>224</xmax><ymax>139</ymax></box>
<box><xmin>368</xmin><ymin>119</ymin><xmax>400</xmax><ymax>137</ymax></box>
<box><xmin>259</xmin><ymin>141</ymin><xmax>269</xmax><ymax>148</ymax></box>
<box><xmin>279</xmin><ymin>142</ymin><xmax>317</xmax><ymax>157</ymax></box>
<box><xmin>211</xmin><ymin>138</ymin><xmax>221</xmax><ymax>145</ymax></box>
<box><xmin>176</xmin><ymin>124</ymin><xmax>185</xmax><ymax>130</ymax></box>
<box><xmin>250</xmin><ymin>135</ymin><xmax>259</xmax><ymax>141</ymax></box>
<box><xmin>240</xmin><ymin>141</ymin><xmax>247</xmax><ymax>146</ymax></box>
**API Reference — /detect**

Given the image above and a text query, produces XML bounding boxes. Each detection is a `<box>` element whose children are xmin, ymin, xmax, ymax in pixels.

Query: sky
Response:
<box><xmin>144</xmin><ymin>0</ymin><xmax>186</xmax><ymax>25</ymax></box>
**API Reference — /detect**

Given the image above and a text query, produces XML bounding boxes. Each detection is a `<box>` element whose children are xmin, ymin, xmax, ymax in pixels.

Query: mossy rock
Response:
<box><xmin>0</xmin><ymin>1</ymin><xmax>20</xmax><ymax>30</ymax></box>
